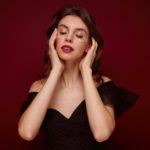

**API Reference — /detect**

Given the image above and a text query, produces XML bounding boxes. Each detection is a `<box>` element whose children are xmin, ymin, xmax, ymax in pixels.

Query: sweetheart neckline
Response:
<box><xmin>47</xmin><ymin>100</ymin><xmax>85</xmax><ymax>120</ymax></box>
<box><xmin>27</xmin><ymin>81</ymin><xmax>113</xmax><ymax>120</ymax></box>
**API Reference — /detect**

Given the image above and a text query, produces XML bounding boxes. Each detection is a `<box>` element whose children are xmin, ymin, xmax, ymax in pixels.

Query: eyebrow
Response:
<box><xmin>58</xmin><ymin>24</ymin><xmax>88</xmax><ymax>35</ymax></box>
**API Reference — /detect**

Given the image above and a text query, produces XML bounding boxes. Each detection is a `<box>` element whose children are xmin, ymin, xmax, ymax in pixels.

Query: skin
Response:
<box><xmin>56</xmin><ymin>15</ymin><xmax>90</xmax><ymax>62</ymax></box>
<box><xmin>18</xmin><ymin>15</ymin><xmax>115</xmax><ymax>142</ymax></box>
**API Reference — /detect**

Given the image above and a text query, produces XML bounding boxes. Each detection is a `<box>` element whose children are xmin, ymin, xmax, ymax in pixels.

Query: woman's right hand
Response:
<box><xmin>48</xmin><ymin>28</ymin><xmax>64</xmax><ymax>72</ymax></box>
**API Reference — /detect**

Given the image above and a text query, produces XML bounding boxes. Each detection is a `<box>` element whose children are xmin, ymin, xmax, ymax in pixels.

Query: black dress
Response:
<box><xmin>20</xmin><ymin>81</ymin><xmax>139</xmax><ymax>150</ymax></box>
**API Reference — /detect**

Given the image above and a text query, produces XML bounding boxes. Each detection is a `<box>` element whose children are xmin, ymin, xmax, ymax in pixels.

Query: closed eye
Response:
<box><xmin>76</xmin><ymin>34</ymin><xmax>83</xmax><ymax>39</ymax></box>
<box><xmin>60</xmin><ymin>31</ymin><xmax>67</xmax><ymax>35</ymax></box>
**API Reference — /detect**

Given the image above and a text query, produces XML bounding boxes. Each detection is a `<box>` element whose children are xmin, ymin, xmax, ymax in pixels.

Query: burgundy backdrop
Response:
<box><xmin>1</xmin><ymin>0</ymin><xmax>149</xmax><ymax>149</ymax></box>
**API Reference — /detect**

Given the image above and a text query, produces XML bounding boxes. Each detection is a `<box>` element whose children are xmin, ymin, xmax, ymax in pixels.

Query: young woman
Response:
<box><xmin>18</xmin><ymin>5</ymin><xmax>138</xmax><ymax>150</ymax></box>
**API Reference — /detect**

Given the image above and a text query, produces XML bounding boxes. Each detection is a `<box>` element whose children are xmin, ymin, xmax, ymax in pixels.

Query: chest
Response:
<box><xmin>48</xmin><ymin>85</ymin><xmax>85</xmax><ymax>119</ymax></box>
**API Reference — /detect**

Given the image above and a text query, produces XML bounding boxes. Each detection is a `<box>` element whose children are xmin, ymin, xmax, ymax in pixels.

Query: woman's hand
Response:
<box><xmin>48</xmin><ymin>28</ymin><xmax>64</xmax><ymax>72</ymax></box>
<box><xmin>79</xmin><ymin>38</ymin><xmax>98</xmax><ymax>73</ymax></box>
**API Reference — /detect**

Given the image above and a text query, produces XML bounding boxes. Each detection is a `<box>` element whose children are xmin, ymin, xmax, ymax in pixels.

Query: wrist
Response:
<box><xmin>50</xmin><ymin>68</ymin><xmax>62</xmax><ymax>77</ymax></box>
<box><xmin>81</xmin><ymin>68</ymin><xmax>92</xmax><ymax>76</ymax></box>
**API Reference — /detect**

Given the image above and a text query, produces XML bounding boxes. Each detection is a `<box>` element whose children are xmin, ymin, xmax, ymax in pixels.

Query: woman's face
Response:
<box><xmin>55</xmin><ymin>15</ymin><xmax>90</xmax><ymax>61</ymax></box>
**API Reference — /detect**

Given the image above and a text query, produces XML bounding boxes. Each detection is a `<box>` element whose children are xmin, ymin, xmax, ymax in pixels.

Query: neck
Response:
<box><xmin>60</xmin><ymin>61</ymin><xmax>82</xmax><ymax>88</ymax></box>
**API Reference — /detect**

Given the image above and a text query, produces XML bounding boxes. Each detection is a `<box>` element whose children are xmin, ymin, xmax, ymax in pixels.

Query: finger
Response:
<box><xmin>88</xmin><ymin>38</ymin><xmax>97</xmax><ymax>61</ymax></box>
<box><xmin>49</xmin><ymin>28</ymin><xmax>57</xmax><ymax>43</ymax></box>
<box><xmin>87</xmin><ymin>38</ymin><xmax>97</xmax><ymax>56</ymax></box>
<box><xmin>86</xmin><ymin>38</ymin><xmax>97</xmax><ymax>58</ymax></box>
<box><xmin>49</xmin><ymin>28</ymin><xmax>57</xmax><ymax>51</ymax></box>
<box><xmin>91</xmin><ymin>38</ymin><xmax>98</xmax><ymax>51</ymax></box>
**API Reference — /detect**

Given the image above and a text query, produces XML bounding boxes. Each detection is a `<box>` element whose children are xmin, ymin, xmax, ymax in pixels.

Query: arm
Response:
<box><xmin>79</xmin><ymin>38</ymin><xmax>115</xmax><ymax>142</ymax></box>
<box><xmin>18</xmin><ymin>28</ymin><xmax>64</xmax><ymax>141</ymax></box>
<box><xmin>18</xmin><ymin>69</ymin><xmax>62</xmax><ymax>141</ymax></box>
<box><xmin>82</xmin><ymin>70</ymin><xmax>115</xmax><ymax>142</ymax></box>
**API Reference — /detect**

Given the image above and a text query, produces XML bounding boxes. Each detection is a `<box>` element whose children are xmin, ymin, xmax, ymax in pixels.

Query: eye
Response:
<box><xmin>76</xmin><ymin>34</ymin><xmax>83</xmax><ymax>39</ymax></box>
<box><xmin>58</xmin><ymin>27</ymin><xmax>68</xmax><ymax>35</ymax></box>
<box><xmin>59</xmin><ymin>31</ymin><xmax>67</xmax><ymax>35</ymax></box>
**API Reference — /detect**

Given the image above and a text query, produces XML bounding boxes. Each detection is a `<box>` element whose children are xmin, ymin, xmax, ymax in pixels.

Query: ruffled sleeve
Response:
<box><xmin>20</xmin><ymin>92</ymin><xmax>38</xmax><ymax>115</ymax></box>
<box><xmin>97</xmin><ymin>81</ymin><xmax>139</xmax><ymax>117</ymax></box>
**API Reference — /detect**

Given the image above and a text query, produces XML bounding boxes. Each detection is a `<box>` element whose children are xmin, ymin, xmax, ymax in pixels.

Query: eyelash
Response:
<box><xmin>59</xmin><ymin>31</ymin><xmax>83</xmax><ymax>39</ymax></box>
<box><xmin>60</xmin><ymin>31</ymin><xmax>67</xmax><ymax>35</ymax></box>
<box><xmin>76</xmin><ymin>35</ymin><xmax>83</xmax><ymax>39</ymax></box>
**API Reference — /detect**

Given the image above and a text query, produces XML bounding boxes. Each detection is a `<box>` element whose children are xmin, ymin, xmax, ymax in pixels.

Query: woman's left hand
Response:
<box><xmin>79</xmin><ymin>38</ymin><xmax>98</xmax><ymax>73</ymax></box>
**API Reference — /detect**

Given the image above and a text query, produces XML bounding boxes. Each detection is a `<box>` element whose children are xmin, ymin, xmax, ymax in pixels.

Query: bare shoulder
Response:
<box><xmin>95</xmin><ymin>75</ymin><xmax>112</xmax><ymax>87</ymax></box>
<box><xmin>101</xmin><ymin>75</ymin><xmax>112</xmax><ymax>83</ymax></box>
<box><xmin>29</xmin><ymin>79</ymin><xmax>46</xmax><ymax>93</ymax></box>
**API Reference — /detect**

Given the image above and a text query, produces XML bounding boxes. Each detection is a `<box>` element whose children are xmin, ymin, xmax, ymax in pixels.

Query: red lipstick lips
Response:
<box><xmin>61</xmin><ymin>45</ymin><xmax>74</xmax><ymax>53</ymax></box>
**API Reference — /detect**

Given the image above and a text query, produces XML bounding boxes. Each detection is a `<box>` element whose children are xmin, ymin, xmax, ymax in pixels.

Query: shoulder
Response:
<box><xmin>28</xmin><ymin>78</ymin><xmax>46</xmax><ymax>93</ymax></box>
<box><xmin>95</xmin><ymin>75</ymin><xmax>112</xmax><ymax>87</ymax></box>
<box><xmin>102</xmin><ymin>75</ymin><xmax>112</xmax><ymax>83</ymax></box>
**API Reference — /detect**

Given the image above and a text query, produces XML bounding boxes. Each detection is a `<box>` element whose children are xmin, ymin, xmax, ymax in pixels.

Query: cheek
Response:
<box><xmin>55</xmin><ymin>36</ymin><xmax>64</xmax><ymax>49</ymax></box>
<box><xmin>77</xmin><ymin>41</ymin><xmax>89</xmax><ymax>52</ymax></box>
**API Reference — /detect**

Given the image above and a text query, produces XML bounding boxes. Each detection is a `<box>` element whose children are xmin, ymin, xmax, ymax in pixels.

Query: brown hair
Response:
<box><xmin>40</xmin><ymin>5</ymin><xmax>104</xmax><ymax>83</ymax></box>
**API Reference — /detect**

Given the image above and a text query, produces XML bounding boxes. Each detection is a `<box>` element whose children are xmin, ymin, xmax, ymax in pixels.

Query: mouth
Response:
<box><xmin>61</xmin><ymin>45</ymin><xmax>74</xmax><ymax>53</ymax></box>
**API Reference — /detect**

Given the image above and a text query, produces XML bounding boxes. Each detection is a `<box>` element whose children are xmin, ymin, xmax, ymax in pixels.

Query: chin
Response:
<box><xmin>57</xmin><ymin>52</ymin><xmax>74</xmax><ymax>61</ymax></box>
<box><xmin>57</xmin><ymin>49</ymin><xmax>84</xmax><ymax>62</ymax></box>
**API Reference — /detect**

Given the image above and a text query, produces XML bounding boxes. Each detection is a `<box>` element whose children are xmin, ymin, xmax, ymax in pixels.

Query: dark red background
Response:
<box><xmin>1</xmin><ymin>0</ymin><xmax>149</xmax><ymax>149</ymax></box>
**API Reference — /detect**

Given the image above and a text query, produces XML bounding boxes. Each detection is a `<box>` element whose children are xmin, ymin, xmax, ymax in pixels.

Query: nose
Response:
<box><xmin>65</xmin><ymin>32</ymin><xmax>73</xmax><ymax>42</ymax></box>
<box><xmin>66</xmin><ymin>37</ymin><xmax>72</xmax><ymax>42</ymax></box>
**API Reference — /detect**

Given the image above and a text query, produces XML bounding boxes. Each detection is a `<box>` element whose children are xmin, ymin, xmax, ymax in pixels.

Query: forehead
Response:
<box><xmin>58</xmin><ymin>15</ymin><xmax>88</xmax><ymax>32</ymax></box>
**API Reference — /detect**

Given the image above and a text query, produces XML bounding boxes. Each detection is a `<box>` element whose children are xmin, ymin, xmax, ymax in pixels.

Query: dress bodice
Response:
<box><xmin>20</xmin><ymin>81</ymin><xmax>138</xmax><ymax>150</ymax></box>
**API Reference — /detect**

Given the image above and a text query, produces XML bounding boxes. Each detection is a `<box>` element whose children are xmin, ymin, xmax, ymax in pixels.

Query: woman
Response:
<box><xmin>18</xmin><ymin>5</ymin><xmax>138</xmax><ymax>149</ymax></box>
